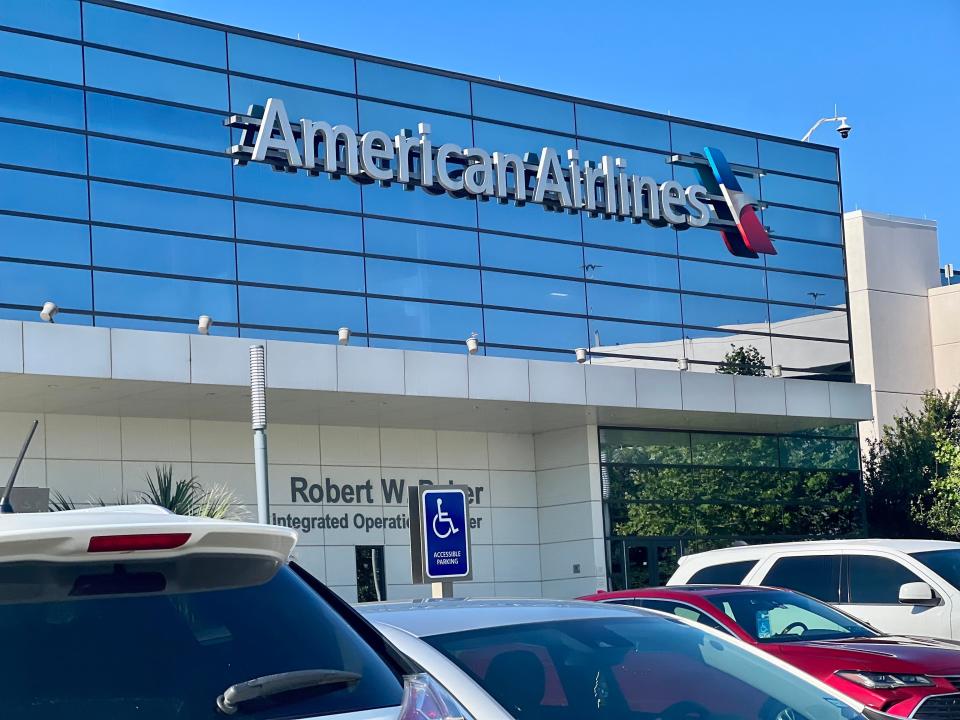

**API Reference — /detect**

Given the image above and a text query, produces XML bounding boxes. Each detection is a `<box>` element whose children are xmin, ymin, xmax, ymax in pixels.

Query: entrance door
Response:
<box><xmin>609</xmin><ymin>538</ymin><xmax>684</xmax><ymax>590</ymax></box>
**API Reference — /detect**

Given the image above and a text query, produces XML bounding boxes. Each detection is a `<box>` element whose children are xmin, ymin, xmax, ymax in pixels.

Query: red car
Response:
<box><xmin>580</xmin><ymin>585</ymin><xmax>960</xmax><ymax>719</ymax></box>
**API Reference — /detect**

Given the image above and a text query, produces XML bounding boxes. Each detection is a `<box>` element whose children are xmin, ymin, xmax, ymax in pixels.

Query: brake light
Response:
<box><xmin>87</xmin><ymin>533</ymin><xmax>191</xmax><ymax>553</ymax></box>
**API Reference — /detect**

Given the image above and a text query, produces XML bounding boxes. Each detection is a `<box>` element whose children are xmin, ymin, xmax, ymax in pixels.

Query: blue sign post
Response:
<box><xmin>410</xmin><ymin>485</ymin><xmax>472</xmax><ymax>594</ymax></box>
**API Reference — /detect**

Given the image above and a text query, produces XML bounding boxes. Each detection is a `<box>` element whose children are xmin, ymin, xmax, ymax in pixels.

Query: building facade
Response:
<box><xmin>0</xmin><ymin>0</ymin><xmax>873</xmax><ymax>600</ymax></box>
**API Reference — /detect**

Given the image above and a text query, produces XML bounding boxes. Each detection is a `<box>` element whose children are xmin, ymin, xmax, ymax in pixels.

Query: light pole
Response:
<box><xmin>250</xmin><ymin>345</ymin><xmax>269</xmax><ymax>524</ymax></box>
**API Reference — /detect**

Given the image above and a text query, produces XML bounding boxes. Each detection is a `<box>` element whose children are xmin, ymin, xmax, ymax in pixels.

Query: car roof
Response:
<box><xmin>0</xmin><ymin>505</ymin><xmax>298</xmax><ymax>564</ymax></box>
<box><xmin>360</xmin><ymin>598</ymin><xmax>652</xmax><ymax>637</ymax></box>
<box><xmin>680</xmin><ymin>538</ymin><xmax>960</xmax><ymax>565</ymax></box>
<box><xmin>606</xmin><ymin>585</ymin><xmax>783</xmax><ymax>598</ymax></box>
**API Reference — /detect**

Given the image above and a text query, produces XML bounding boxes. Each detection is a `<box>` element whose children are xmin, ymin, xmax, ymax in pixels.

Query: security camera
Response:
<box><xmin>837</xmin><ymin>119</ymin><xmax>852</xmax><ymax>139</ymax></box>
<box><xmin>40</xmin><ymin>301</ymin><xmax>58</xmax><ymax>322</ymax></box>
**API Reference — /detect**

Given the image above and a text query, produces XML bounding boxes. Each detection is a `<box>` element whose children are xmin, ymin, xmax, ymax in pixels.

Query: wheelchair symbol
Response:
<box><xmin>431</xmin><ymin>498</ymin><xmax>460</xmax><ymax>539</ymax></box>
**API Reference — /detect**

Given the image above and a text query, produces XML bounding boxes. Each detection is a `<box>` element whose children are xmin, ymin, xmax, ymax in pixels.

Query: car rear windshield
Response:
<box><xmin>425</xmin><ymin>616</ymin><xmax>865</xmax><ymax>720</ymax></box>
<box><xmin>0</xmin><ymin>556</ymin><xmax>402</xmax><ymax>719</ymax></box>
<box><xmin>911</xmin><ymin>549</ymin><xmax>960</xmax><ymax>590</ymax></box>
<box><xmin>705</xmin><ymin>589</ymin><xmax>877</xmax><ymax>643</ymax></box>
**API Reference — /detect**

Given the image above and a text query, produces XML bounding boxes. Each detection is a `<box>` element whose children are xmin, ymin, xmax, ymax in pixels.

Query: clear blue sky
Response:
<box><xmin>137</xmin><ymin>0</ymin><xmax>959</xmax><ymax>262</ymax></box>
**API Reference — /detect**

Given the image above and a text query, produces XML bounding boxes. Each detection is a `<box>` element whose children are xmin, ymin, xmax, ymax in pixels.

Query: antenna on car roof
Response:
<box><xmin>0</xmin><ymin>420</ymin><xmax>40</xmax><ymax>514</ymax></box>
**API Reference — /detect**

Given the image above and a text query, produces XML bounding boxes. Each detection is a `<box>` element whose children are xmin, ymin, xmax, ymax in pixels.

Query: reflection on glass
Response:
<box><xmin>93</xmin><ymin>227</ymin><xmax>235</xmax><ymax>280</ymax></box>
<box><xmin>233</xmin><ymin>160</ymin><xmax>362</xmax><ymax>212</ymax></box>
<box><xmin>362</xmin><ymin>181</ymin><xmax>476</xmax><ymax>227</ymax></box>
<box><xmin>89</xmin><ymin>137</ymin><xmax>233</xmax><ymax>195</ymax></box>
<box><xmin>588</xmin><ymin>320</ymin><xmax>684</xmax><ymax>361</ymax></box>
<box><xmin>771</xmin><ymin>336</ymin><xmax>851</xmax><ymax>375</ymax></box>
<box><xmin>471</xmin><ymin>83</ymin><xmax>575</xmax><ymax>134</ymax></box>
<box><xmin>588</xmin><ymin>285</ymin><xmax>681</xmax><ymax>324</ymax></box>
<box><xmin>228</xmin><ymin>34</ymin><xmax>354</xmax><ymax>92</ymax></box>
<box><xmin>100</xmin><ymin>315</ymin><xmax>238</xmax><ymax>336</ymax></box>
<box><xmin>682</xmin><ymin>328</ymin><xmax>772</xmax><ymax>370</ymax></box>
<box><xmin>0</xmin><ymin>214</ymin><xmax>89</xmax><ymax>264</ymax></box>
<box><xmin>583</xmin><ymin>248</ymin><xmax>679</xmax><ymax>287</ymax></box>
<box><xmin>764</xmin><ymin>206</ymin><xmax>842</xmax><ymax>244</ymax></box>
<box><xmin>768</xmin><ymin>304</ymin><xmax>849</xmax><ymax>341</ymax></box>
<box><xmin>761</xmin><ymin>173</ymin><xmax>840</xmax><ymax>213</ymax></box>
<box><xmin>90</xmin><ymin>182</ymin><xmax>234</xmax><ymax>237</ymax></box>
<box><xmin>478</xmin><ymin>200</ymin><xmax>581</xmax><ymax>242</ymax></box>
<box><xmin>236</xmin><ymin>202</ymin><xmax>363</xmax><ymax>252</ymax></box>
<box><xmin>0</xmin><ymin>167</ymin><xmax>88</xmax><ymax>219</ymax></box>
<box><xmin>766</xmin><ymin>270</ymin><xmax>846</xmax><ymax>307</ymax></box>
<box><xmin>229</xmin><ymin>76</ymin><xmax>356</xmax><ymax>124</ymax></box>
<box><xmin>358</xmin><ymin>100</ymin><xmax>471</xmax><ymax>143</ymax></box>
<box><xmin>483</xmin><ymin>309</ymin><xmax>587</xmax><ymax>349</ymax></box>
<box><xmin>94</xmin><ymin>271</ymin><xmax>237</xmax><ymax>321</ymax></box>
<box><xmin>678</xmin><ymin>227</ymin><xmax>764</xmax><ymax>266</ymax></box>
<box><xmin>83</xmin><ymin>4</ymin><xmax>226</xmax><ymax>67</ymax></box>
<box><xmin>237</xmin><ymin>244</ymin><xmax>365</xmax><ymax>292</ymax></box>
<box><xmin>367</xmin><ymin>298</ymin><xmax>482</xmax><ymax>340</ymax></box>
<box><xmin>366</xmin><ymin>258</ymin><xmax>480</xmax><ymax>303</ymax></box>
<box><xmin>239</xmin><ymin>285</ymin><xmax>366</xmax><ymax>332</ymax></box>
<box><xmin>357</xmin><ymin>61</ymin><xmax>470</xmax><ymax>114</ymax></box>
<box><xmin>671</xmin><ymin>123</ymin><xmax>758</xmax><ymax>167</ymax></box>
<box><xmin>682</xmin><ymin>295</ymin><xmax>769</xmax><ymax>333</ymax></box>
<box><xmin>578</xmin><ymin>141</ymin><xmax>666</xmax><ymax>178</ymax></box>
<box><xmin>0</xmin><ymin>30</ymin><xmax>81</xmax><ymax>84</ymax></box>
<box><xmin>581</xmin><ymin>216</ymin><xmax>679</xmax><ymax>255</ymax></box>
<box><xmin>481</xmin><ymin>234</ymin><xmax>583</xmax><ymax>276</ymax></box>
<box><xmin>482</xmin><ymin>271</ymin><xmax>585</xmax><ymax>314</ymax></box>
<box><xmin>765</xmin><ymin>239</ymin><xmax>845</xmax><ymax>276</ymax></box>
<box><xmin>680</xmin><ymin>259</ymin><xmax>767</xmax><ymax>299</ymax></box>
<box><xmin>0</xmin><ymin>121</ymin><xmax>86</xmax><ymax>174</ymax></box>
<box><xmin>365</xmin><ymin>219</ymin><xmax>478</xmax><ymax>265</ymax></box>
<box><xmin>0</xmin><ymin>76</ymin><xmax>84</xmax><ymax>128</ymax></box>
<box><xmin>0</xmin><ymin>0</ymin><xmax>80</xmax><ymax>38</ymax></box>
<box><xmin>575</xmin><ymin>104</ymin><xmax>670</xmax><ymax>150</ymax></box>
<box><xmin>0</xmin><ymin>260</ymin><xmax>91</xmax><ymax>309</ymax></box>
<box><xmin>758</xmin><ymin>139</ymin><xmax>838</xmax><ymax>181</ymax></box>
<box><xmin>86</xmin><ymin>93</ymin><xmax>229</xmax><ymax>152</ymax></box>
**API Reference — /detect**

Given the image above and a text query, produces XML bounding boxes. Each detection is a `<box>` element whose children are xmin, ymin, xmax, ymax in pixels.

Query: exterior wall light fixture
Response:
<box><xmin>40</xmin><ymin>301</ymin><xmax>58</xmax><ymax>323</ymax></box>
<box><xmin>575</xmin><ymin>347</ymin><xmax>588</xmax><ymax>364</ymax></box>
<box><xmin>338</xmin><ymin>326</ymin><xmax>351</xmax><ymax>345</ymax></box>
<box><xmin>466</xmin><ymin>332</ymin><xmax>479</xmax><ymax>355</ymax></box>
<box><xmin>198</xmin><ymin>315</ymin><xmax>212</xmax><ymax>334</ymax></box>
<box><xmin>677</xmin><ymin>357</ymin><xmax>690</xmax><ymax>372</ymax></box>
<box><xmin>772</xmin><ymin>364</ymin><xmax>783</xmax><ymax>377</ymax></box>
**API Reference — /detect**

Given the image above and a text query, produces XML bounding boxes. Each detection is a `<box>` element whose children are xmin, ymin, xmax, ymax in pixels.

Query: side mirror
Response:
<box><xmin>899</xmin><ymin>581</ymin><xmax>939</xmax><ymax>606</ymax></box>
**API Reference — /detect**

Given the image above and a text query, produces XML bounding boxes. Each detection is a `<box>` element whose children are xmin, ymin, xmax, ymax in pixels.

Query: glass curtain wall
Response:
<box><xmin>0</xmin><ymin>0</ymin><xmax>850</xmax><ymax>378</ymax></box>
<box><xmin>600</xmin><ymin>426</ymin><xmax>865</xmax><ymax>589</ymax></box>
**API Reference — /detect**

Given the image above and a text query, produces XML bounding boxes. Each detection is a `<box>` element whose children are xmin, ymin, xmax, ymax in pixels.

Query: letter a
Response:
<box><xmin>252</xmin><ymin>97</ymin><xmax>302</xmax><ymax>168</ymax></box>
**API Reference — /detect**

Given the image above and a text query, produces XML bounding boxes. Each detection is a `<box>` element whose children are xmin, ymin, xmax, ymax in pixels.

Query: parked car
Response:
<box><xmin>361</xmin><ymin>597</ymin><xmax>895</xmax><ymax>720</ymax></box>
<box><xmin>582</xmin><ymin>585</ymin><xmax>960</xmax><ymax>718</ymax></box>
<box><xmin>0</xmin><ymin>505</ymin><xmax>457</xmax><ymax>719</ymax></box>
<box><xmin>667</xmin><ymin>539</ymin><xmax>960</xmax><ymax>639</ymax></box>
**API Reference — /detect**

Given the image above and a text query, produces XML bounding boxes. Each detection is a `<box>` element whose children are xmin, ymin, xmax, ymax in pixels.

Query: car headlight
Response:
<box><xmin>835</xmin><ymin>671</ymin><xmax>935</xmax><ymax>690</ymax></box>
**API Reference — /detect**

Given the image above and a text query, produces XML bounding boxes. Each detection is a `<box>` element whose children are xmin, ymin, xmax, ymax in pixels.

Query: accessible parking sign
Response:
<box><xmin>409</xmin><ymin>486</ymin><xmax>472</xmax><ymax>583</ymax></box>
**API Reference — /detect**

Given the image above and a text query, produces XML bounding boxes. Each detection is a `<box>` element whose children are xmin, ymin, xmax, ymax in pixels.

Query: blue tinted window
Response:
<box><xmin>92</xmin><ymin>227</ymin><xmax>235</xmax><ymax>280</ymax></box>
<box><xmin>583</xmin><ymin>248</ymin><xmax>679</xmax><ymax>288</ymax></box>
<box><xmin>86</xmin><ymin>93</ymin><xmax>229</xmax><ymax>152</ymax></box>
<box><xmin>94</xmin><ymin>271</ymin><xmax>237</xmax><ymax>321</ymax></box>
<box><xmin>239</xmin><ymin>327</ymin><xmax>332</xmax><ymax>343</ymax></box>
<box><xmin>671</xmin><ymin>123</ymin><xmax>758</xmax><ymax>167</ymax></box>
<box><xmin>0</xmin><ymin>214</ymin><xmax>89</xmax><ymax>264</ymax></box>
<box><xmin>765</xmin><ymin>239</ymin><xmax>845</xmax><ymax>276</ymax></box>
<box><xmin>88</xmin><ymin>137</ymin><xmax>232</xmax><ymax>195</ymax></box>
<box><xmin>99</xmin><ymin>315</ymin><xmax>236</xmax><ymax>335</ymax></box>
<box><xmin>764</xmin><ymin>206</ymin><xmax>842</xmax><ymax>244</ymax></box>
<box><xmin>684</xmin><ymin>330</ymin><xmax>772</xmax><ymax>369</ymax></box>
<box><xmin>581</xmin><ymin>216</ymin><xmax>678</xmax><ymax>255</ymax></box>
<box><xmin>673</xmin><ymin>163</ymin><xmax>761</xmax><ymax>200</ymax></box>
<box><xmin>678</xmin><ymin>227</ymin><xmax>765</xmax><ymax>266</ymax></box>
<box><xmin>482</xmin><ymin>271</ymin><xmax>585</xmax><ymax>314</ymax></box>
<box><xmin>682</xmin><ymin>295</ymin><xmax>770</xmax><ymax>332</ymax></box>
<box><xmin>477</xmin><ymin>201</ymin><xmax>580</xmax><ymax>242</ymax></box>
<box><xmin>0</xmin><ymin>75</ymin><xmax>84</xmax><ymax>128</ymax></box>
<box><xmin>0</xmin><ymin>306</ymin><xmax>91</xmax><ymax>324</ymax></box>
<box><xmin>85</xmin><ymin>48</ymin><xmax>228</xmax><ymax>109</ymax></box>
<box><xmin>680</xmin><ymin>260</ymin><xmax>767</xmax><ymax>299</ymax></box>
<box><xmin>578</xmin><ymin>141</ymin><xmax>667</xmax><ymax>178</ymax></box>
<box><xmin>228</xmin><ymin>35</ymin><xmax>354</xmax><ymax>93</ymax></box>
<box><xmin>587</xmin><ymin>284</ymin><xmax>681</xmax><ymax>324</ymax></box>
<box><xmin>362</xmin><ymin>182</ymin><xmax>476</xmax><ymax>227</ymax></box>
<box><xmin>766</xmin><ymin>270</ymin><xmax>846</xmax><ymax>307</ymax></box>
<box><xmin>471</xmin><ymin>84</ymin><xmax>575</xmax><ymax>134</ymax></box>
<box><xmin>0</xmin><ymin>168</ymin><xmax>88</xmax><ymax>219</ymax></box>
<box><xmin>239</xmin><ymin>285</ymin><xmax>366</xmax><ymax>332</ymax></box>
<box><xmin>364</xmin><ymin>219</ymin><xmax>478</xmax><ymax>265</ymax></box>
<box><xmin>236</xmin><ymin>202</ymin><xmax>362</xmax><ymax>252</ymax></box>
<box><xmin>0</xmin><ymin>30</ymin><xmax>81</xmax><ymax>83</ymax></box>
<box><xmin>237</xmin><ymin>244</ymin><xmax>364</xmax><ymax>292</ymax></box>
<box><xmin>90</xmin><ymin>182</ymin><xmax>233</xmax><ymax>237</ymax></box>
<box><xmin>358</xmin><ymin>100</ymin><xmax>472</xmax><ymax>144</ymax></box>
<box><xmin>0</xmin><ymin>260</ymin><xmax>91</xmax><ymax>308</ymax></box>
<box><xmin>759</xmin><ymin>139</ymin><xmax>838</xmax><ymax>181</ymax></box>
<box><xmin>367</xmin><ymin>298</ymin><xmax>482</xmax><ymax>340</ymax></box>
<box><xmin>357</xmin><ymin>61</ymin><xmax>470</xmax><ymax>114</ymax></box>
<box><xmin>481</xmin><ymin>234</ymin><xmax>583</xmax><ymax>277</ymax></box>
<box><xmin>233</xmin><ymin>160</ymin><xmax>361</xmax><ymax>212</ymax></box>
<box><xmin>484</xmin><ymin>309</ymin><xmax>587</xmax><ymax>349</ymax></box>
<box><xmin>82</xmin><ymin>4</ymin><xmax>226</xmax><ymax>67</ymax></box>
<box><xmin>771</xmin><ymin>335</ymin><xmax>850</xmax><ymax>374</ymax></box>
<box><xmin>472</xmin><ymin>121</ymin><xmax>575</xmax><ymax>156</ymax></box>
<box><xmin>0</xmin><ymin>121</ymin><xmax>85</xmax><ymax>173</ymax></box>
<box><xmin>588</xmin><ymin>319</ymin><xmax>683</xmax><ymax>358</ymax></box>
<box><xmin>0</xmin><ymin>0</ymin><xmax>79</xmax><ymax>38</ymax></box>
<box><xmin>367</xmin><ymin>259</ymin><xmax>479</xmax><ymax>303</ymax></box>
<box><xmin>768</xmin><ymin>304</ymin><xmax>849</xmax><ymax>341</ymax></box>
<box><xmin>229</xmin><ymin>76</ymin><xmax>356</xmax><ymax>125</ymax></box>
<box><xmin>762</xmin><ymin>173</ymin><xmax>840</xmax><ymax>213</ymax></box>
<box><xmin>575</xmin><ymin>105</ymin><xmax>670</xmax><ymax>150</ymax></box>
<box><xmin>370</xmin><ymin>337</ymin><xmax>463</xmax><ymax>354</ymax></box>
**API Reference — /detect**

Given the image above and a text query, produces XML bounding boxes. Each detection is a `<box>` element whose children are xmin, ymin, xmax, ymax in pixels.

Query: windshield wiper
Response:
<box><xmin>216</xmin><ymin>669</ymin><xmax>362</xmax><ymax>714</ymax></box>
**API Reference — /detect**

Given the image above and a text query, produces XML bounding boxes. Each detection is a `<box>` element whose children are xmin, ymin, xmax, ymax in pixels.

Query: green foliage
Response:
<box><xmin>48</xmin><ymin>464</ymin><xmax>246</xmax><ymax>520</ymax></box>
<box><xmin>863</xmin><ymin>390</ymin><xmax>960</xmax><ymax>537</ymax></box>
<box><xmin>715</xmin><ymin>344</ymin><xmax>767</xmax><ymax>376</ymax></box>
<box><xmin>910</xmin><ymin>434</ymin><xmax>960</xmax><ymax>538</ymax></box>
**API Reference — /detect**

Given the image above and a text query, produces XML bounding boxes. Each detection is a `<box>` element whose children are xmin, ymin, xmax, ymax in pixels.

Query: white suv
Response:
<box><xmin>668</xmin><ymin>539</ymin><xmax>960</xmax><ymax>639</ymax></box>
<box><xmin>0</xmin><ymin>505</ymin><xmax>444</xmax><ymax>719</ymax></box>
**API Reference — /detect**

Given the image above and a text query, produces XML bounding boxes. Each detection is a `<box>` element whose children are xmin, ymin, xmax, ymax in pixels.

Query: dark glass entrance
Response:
<box><xmin>608</xmin><ymin>538</ymin><xmax>683</xmax><ymax>590</ymax></box>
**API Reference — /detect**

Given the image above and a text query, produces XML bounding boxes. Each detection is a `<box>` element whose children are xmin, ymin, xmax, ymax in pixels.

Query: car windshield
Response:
<box><xmin>911</xmin><ymin>549</ymin><xmax>960</xmax><ymax>589</ymax></box>
<box><xmin>706</xmin><ymin>589</ymin><xmax>877</xmax><ymax>644</ymax></box>
<box><xmin>0</xmin><ymin>556</ymin><xmax>402</xmax><ymax>719</ymax></box>
<box><xmin>425</xmin><ymin>615</ymin><xmax>866</xmax><ymax>720</ymax></box>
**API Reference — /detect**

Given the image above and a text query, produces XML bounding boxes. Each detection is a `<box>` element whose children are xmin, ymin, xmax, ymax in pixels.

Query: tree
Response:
<box><xmin>863</xmin><ymin>390</ymin><xmax>960</xmax><ymax>537</ymax></box>
<box><xmin>911</xmin><ymin>433</ymin><xmax>960</xmax><ymax>538</ymax></box>
<box><xmin>715</xmin><ymin>344</ymin><xmax>767</xmax><ymax>376</ymax></box>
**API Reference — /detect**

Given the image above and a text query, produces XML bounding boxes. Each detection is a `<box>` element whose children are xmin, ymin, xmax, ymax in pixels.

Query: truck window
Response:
<box><xmin>761</xmin><ymin>555</ymin><xmax>841</xmax><ymax>602</ymax></box>
<box><xmin>688</xmin><ymin>560</ymin><xmax>757</xmax><ymax>584</ymax></box>
<box><xmin>847</xmin><ymin>555</ymin><xmax>923</xmax><ymax>604</ymax></box>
